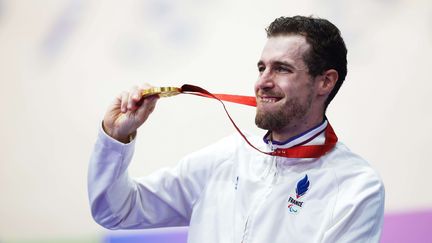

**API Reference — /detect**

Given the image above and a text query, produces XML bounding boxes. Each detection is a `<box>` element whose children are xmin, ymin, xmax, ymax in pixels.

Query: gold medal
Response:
<box><xmin>141</xmin><ymin>87</ymin><xmax>181</xmax><ymax>98</ymax></box>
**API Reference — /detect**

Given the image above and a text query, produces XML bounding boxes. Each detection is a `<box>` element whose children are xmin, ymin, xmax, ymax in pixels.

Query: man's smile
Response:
<box><xmin>257</xmin><ymin>94</ymin><xmax>283</xmax><ymax>104</ymax></box>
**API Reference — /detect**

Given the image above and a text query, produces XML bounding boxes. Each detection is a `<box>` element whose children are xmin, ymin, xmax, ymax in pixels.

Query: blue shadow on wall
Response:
<box><xmin>103</xmin><ymin>227</ymin><xmax>188</xmax><ymax>243</ymax></box>
<box><xmin>103</xmin><ymin>210</ymin><xmax>432</xmax><ymax>243</ymax></box>
<box><xmin>381</xmin><ymin>209</ymin><xmax>432</xmax><ymax>243</ymax></box>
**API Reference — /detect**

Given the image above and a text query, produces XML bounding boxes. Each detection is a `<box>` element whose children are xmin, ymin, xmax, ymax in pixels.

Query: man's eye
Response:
<box><xmin>258</xmin><ymin>66</ymin><xmax>265</xmax><ymax>73</ymax></box>
<box><xmin>275</xmin><ymin>66</ymin><xmax>291</xmax><ymax>73</ymax></box>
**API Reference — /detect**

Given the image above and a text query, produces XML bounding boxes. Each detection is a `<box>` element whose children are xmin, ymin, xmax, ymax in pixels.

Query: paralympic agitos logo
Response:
<box><xmin>287</xmin><ymin>175</ymin><xmax>310</xmax><ymax>213</ymax></box>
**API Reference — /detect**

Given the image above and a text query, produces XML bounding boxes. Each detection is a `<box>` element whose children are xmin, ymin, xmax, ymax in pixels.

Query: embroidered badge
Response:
<box><xmin>287</xmin><ymin>175</ymin><xmax>310</xmax><ymax>214</ymax></box>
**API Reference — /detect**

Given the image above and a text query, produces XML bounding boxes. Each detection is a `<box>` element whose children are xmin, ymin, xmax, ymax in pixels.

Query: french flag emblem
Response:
<box><xmin>295</xmin><ymin>175</ymin><xmax>310</xmax><ymax>198</ymax></box>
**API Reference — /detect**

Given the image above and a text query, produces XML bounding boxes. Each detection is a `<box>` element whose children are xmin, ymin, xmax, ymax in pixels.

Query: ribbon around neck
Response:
<box><xmin>156</xmin><ymin>84</ymin><xmax>338</xmax><ymax>158</ymax></box>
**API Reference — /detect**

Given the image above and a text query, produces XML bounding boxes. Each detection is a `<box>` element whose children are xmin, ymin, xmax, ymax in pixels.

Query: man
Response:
<box><xmin>88</xmin><ymin>16</ymin><xmax>385</xmax><ymax>242</ymax></box>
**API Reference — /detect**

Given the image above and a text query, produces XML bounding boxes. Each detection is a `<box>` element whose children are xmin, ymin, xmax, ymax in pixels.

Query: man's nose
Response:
<box><xmin>256</xmin><ymin>70</ymin><xmax>275</xmax><ymax>90</ymax></box>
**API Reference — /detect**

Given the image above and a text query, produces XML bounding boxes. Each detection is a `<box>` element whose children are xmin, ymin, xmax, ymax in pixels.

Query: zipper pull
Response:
<box><xmin>268</xmin><ymin>139</ymin><xmax>275</xmax><ymax>151</ymax></box>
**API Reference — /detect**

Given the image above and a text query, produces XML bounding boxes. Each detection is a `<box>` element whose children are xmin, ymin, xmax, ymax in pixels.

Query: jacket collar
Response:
<box><xmin>263</xmin><ymin>120</ymin><xmax>328</xmax><ymax>149</ymax></box>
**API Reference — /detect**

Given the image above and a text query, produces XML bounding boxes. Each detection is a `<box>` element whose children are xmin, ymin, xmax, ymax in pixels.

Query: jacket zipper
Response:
<box><xmin>241</xmin><ymin>154</ymin><xmax>279</xmax><ymax>243</ymax></box>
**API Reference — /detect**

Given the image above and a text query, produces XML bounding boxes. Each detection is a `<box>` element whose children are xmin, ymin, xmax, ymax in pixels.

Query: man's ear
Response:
<box><xmin>317</xmin><ymin>69</ymin><xmax>338</xmax><ymax>96</ymax></box>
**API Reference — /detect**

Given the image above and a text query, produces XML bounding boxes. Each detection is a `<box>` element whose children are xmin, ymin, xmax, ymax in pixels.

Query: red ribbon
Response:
<box><xmin>180</xmin><ymin>84</ymin><xmax>337</xmax><ymax>158</ymax></box>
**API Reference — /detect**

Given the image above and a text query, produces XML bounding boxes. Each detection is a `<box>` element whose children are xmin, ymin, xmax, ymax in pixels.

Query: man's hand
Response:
<box><xmin>103</xmin><ymin>84</ymin><xmax>159</xmax><ymax>143</ymax></box>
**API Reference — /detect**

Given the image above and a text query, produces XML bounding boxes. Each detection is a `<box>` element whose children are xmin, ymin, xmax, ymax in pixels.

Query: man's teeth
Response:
<box><xmin>261</xmin><ymin>97</ymin><xmax>278</xmax><ymax>103</ymax></box>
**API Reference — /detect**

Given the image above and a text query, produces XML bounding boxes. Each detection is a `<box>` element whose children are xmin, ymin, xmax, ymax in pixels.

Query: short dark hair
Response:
<box><xmin>266</xmin><ymin>16</ymin><xmax>347</xmax><ymax>109</ymax></box>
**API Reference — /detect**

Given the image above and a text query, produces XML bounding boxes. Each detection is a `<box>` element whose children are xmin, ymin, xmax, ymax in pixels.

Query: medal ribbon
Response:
<box><xmin>179</xmin><ymin>84</ymin><xmax>338</xmax><ymax>158</ymax></box>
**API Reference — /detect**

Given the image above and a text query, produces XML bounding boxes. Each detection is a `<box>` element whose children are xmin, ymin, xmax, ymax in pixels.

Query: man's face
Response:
<box><xmin>255</xmin><ymin>35</ymin><xmax>316</xmax><ymax>132</ymax></box>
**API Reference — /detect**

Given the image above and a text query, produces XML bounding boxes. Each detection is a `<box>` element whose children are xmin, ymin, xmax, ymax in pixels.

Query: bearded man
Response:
<box><xmin>88</xmin><ymin>16</ymin><xmax>385</xmax><ymax>243</ymax></box>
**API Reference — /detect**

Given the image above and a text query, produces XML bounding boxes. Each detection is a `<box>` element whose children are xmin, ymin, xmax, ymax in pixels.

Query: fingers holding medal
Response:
<box><xmin>125</xmin><ymin>85</ymin><xmax>181</xmax><ymax>113</ymax></box>
<box><xmin>103</xmin><ymin>83</ymin><xmax>161</xmax><ymax>143</ymax></box>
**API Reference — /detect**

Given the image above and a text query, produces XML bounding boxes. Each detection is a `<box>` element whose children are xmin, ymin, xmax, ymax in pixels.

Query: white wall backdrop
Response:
<box><xmin>1</xmin><ymin>0</ymin><xmax>431</xmax><ymax>240</ymax></box>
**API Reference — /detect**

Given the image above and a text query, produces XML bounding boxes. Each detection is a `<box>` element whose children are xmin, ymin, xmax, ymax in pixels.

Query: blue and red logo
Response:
<box><xmin>296</xmin><ymin>174</ymin><xmax>310</xmax><ymax>198</ymax></box>
<box><xmin>288</xmin><ymin>175</ymin><xmax>310</xmax><ymax>213</ymax></box>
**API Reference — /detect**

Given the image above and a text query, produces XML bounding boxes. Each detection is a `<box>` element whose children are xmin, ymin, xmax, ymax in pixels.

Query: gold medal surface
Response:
<box><xmin>141</xmin><ymin>87</ymin><xmax>181</xmax><ymax>98</ymax></box>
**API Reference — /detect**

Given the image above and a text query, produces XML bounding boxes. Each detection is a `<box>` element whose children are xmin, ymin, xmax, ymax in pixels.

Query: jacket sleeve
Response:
<box><xmin>87</xmin><ymin>126</ymin><xmax>189</xmax><ymax>229</ymax></box>
<box><xmin>87</xmin><ymin>126</ymin><xmax>235</xmax><ymax>230</ymax></box>
<box><xmin>321</xmin><ymin>165</ymin><xmax>385</xmax><ymax>243</ymax></box>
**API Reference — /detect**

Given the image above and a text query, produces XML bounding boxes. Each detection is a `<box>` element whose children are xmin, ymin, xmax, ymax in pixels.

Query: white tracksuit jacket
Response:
<box><xmin>88</xmin><ymin>120</ymin><xmax>385</xmax><ymax>243</ymax></box>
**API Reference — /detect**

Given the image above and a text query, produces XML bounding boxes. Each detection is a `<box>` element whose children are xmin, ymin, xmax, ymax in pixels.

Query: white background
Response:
<box><xmin>0</xmin><ymin>0</ymin><xmax>431</xmax><ymax>240</ymax></box>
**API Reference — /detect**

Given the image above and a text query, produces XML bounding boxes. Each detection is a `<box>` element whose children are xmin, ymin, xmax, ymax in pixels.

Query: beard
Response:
<box><xmin>255</xmin><ymin>93</ymin><xmax>313</xmax><ymax>132</ymax></box>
